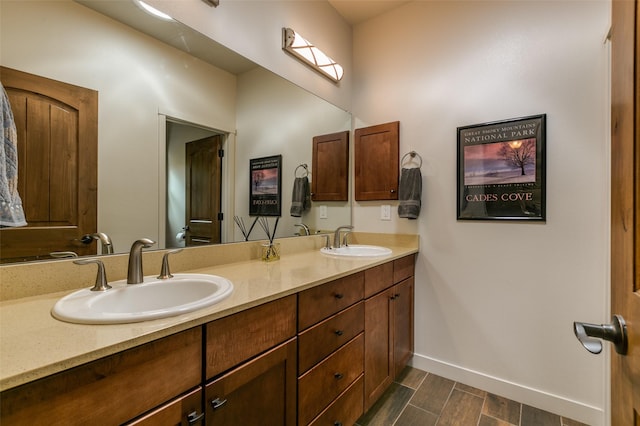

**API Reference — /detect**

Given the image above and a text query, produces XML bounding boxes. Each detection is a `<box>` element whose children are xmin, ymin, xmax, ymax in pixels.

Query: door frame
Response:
<box><xmin>157</xmin><ymin>114</ymin><xmax>236</xmax><ymax>249</ymax></box>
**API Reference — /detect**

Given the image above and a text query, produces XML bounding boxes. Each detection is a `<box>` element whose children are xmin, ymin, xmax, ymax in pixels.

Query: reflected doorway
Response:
<box><xmin>165</xmin><ymin>120</ymin><xmax>224</xmax><ymax>249</ymax></box>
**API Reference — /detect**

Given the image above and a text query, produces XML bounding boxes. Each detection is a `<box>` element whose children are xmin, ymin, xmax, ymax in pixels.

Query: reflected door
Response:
<box><xmin>185</xmin><ymin>135</ymin><xmax>222</xmax><ymax>246</ymax></box>
<box><xmin>0</xmin><ymin>67</ymin><xmax>97</xmax><ymax>262</ymax></box>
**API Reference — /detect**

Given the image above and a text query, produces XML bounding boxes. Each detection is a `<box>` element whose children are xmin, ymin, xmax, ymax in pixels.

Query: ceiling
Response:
<box><xmin>328</xmin><ymin>0</ymin><xmax>411</xmax><ymax>25</ymax></box>
<box><xmin>75</xmin><ymin>0</ymin><xmax>410</xmax><ymax>76</ymax></box>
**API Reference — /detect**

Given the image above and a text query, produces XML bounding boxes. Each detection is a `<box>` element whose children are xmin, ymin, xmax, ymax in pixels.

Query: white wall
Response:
<box><xmin>1</xmin><ymin>1</ymin><xmax>237</xmax><ymax>253</ymax></box>
<box><xmin>146</xmin><ymin>0</ymin><xmax>353</xmax><ymax>113</ymax></box>
<box><xmin>352</xmin><ymin>1</ymin><xmax>610</xmax><ymax>424</ymax></box>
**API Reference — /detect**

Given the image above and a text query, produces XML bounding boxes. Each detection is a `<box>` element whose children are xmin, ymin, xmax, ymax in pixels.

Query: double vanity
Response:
<box><xmin>0</xmin><ymin>232</ymin><xmax>418</xmax><ymax>425</ymax></box>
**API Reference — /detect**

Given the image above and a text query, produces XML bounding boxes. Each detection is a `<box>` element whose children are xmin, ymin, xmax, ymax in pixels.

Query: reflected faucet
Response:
<box><xmin>127</xmin><ymin>238</ymin><xmax>155</xmax><ymax>284</ymax></box>
<box><xmin>295</xmin><ymin>223</ymin><xmax>310</xmax><ymax>236</ymax></box>
<box><xmin>81</xmin><ymin>232</ymin><xmax>114</xmax><ymax>254</ymax></box>
<box><xmin>333</xmin><ymin>225</ymin><xmax>353</xmax><ymax>249</ymax></box>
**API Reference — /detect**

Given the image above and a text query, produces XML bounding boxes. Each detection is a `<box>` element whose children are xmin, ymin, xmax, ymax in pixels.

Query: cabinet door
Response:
<box><xmin>363</xmin><ymin>288</ymin><xmax>393</xmax><ymax>411</ymax></box>
<box><xmin>354</xmin><ymin>121</ymin><xmax>399</xmax><ymax>201</ymax></box>
<box><xmin>205</xmin><ymin>338</ymin><xmax>297</xmax><ymax>426</ymax></box>
<box><xmin>311</xmin><ymin>131</ymin><xmax>349</xmax><ymax>201</ymax></box>
<box><xmin>392</xmin><ymin>277</ymin><xmax>414</xmax><ymax>377</ymax></box>
<box><xmin>126</xmin><ymin>387</ymin><xmax>204</xmax><ymax>426</ymax></box>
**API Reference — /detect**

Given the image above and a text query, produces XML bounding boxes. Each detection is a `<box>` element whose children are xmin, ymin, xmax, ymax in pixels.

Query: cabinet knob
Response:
<box><xmin>390</xmin><ymin>189</ymin><xmax>396</xmax><ymax>193</ymax></box>
<box><xmin>334</xmin><ymin>330</ymin><xmax>344</xmax><ymax>336</ymax></box>
<box><xmin>334</xmin><ymin>422</ymin><xmax>343</xmax><ymax>426</ymax></box>
<box><xmin>187</xmin><ymin>411</ymin><xmax>205</xmax><ymax>424</ymax></box>
<box><xmin>334</xmin><ymin>293</ymin><xmax>344</xmax><ymax>299</ymax></box>
<box><xmin>210</xmin><ymin>397</ymin><xmax>227</xmax><ymax>410</ymax></box>
<box><xmin>334</xmin><ymin>372</ymin><xmax>344</xmax><ymax>380</ymax></box>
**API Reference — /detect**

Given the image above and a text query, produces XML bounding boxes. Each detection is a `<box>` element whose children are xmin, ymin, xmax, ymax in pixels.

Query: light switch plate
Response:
<box><xmin>319</xmin><ymin>205</ymin><xmax>328</xmax><ymax>219</ymax></box>
<box><xmin>381</xmin><ymin>205</ymin><xmax>391</xmax><ymax>220</ymax></box>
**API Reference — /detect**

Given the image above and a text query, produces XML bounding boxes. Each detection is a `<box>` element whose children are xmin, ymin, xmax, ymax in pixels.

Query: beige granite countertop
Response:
<box><xmin>0</xmin><ymin>233</ymin><xmax>418</xmax><ymax>392</ymax></box>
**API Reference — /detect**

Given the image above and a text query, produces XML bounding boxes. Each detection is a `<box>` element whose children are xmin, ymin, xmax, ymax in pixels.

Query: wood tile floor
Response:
<box><xmin>356</xmin><ymin>367</ymin><xmax>590</xmax><ymax>426</ymax></box>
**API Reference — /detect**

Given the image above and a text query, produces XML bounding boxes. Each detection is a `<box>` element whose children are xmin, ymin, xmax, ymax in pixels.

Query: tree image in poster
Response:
<box><xmin>252</xmin><ymin>168</ymin><xmax>278</xmax><ymax>195</ymax></box>
<box><xmin>463</xmin><ymin>138</ymin><xmax>536</xmax><ymax>186</ymax></box>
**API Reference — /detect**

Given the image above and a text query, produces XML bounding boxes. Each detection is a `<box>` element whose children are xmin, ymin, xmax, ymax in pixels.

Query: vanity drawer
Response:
<box><xmin>0</xmin><ymin>328</ymin><xmax>202</xmax><ymax>426</ymax></box>
<box><xmin>364</xmin><ymin>261</ymin><xmax>394</xmax><ymax>298</ymax></box>
<box><xmin>205</xmin><ymin>295</ymin><xmax>297</xmax><ymax>379</ymax></box>
<box><xmin>308</xmin><ymin>375</ymin><xmax>364</xmax><ymax>426</ymax></box>
<box><xmin>298</xmin><ymin>333</ymin><xmax>364</xmax><ymax>426</ymax></box>
<box><xmin>298</xmin><ymin>272</ymin><xmax>364</xmax><ymax>331</ymax></box>
<box><xmin>393</xmin><ymin>254</ymin><xmax>415</xmax><ymax>284</ymax></box>
<box><xmin>298</xmin><ymin>301</ymin><xmax>364</xmax><ymax>374</ymax></box>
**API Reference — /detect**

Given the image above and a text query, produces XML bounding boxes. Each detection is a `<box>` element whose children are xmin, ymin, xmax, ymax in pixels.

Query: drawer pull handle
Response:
<box><xmin>187</xmin><ymin>411</ymin><xmax>205</xmax><ymax>424</ymax></box>
<box><xmin>210</xmin><ymin>397</ymin><xmax>227</xmax><ymax>410</ymax></box>
<box><xmin>334</xmin><ymin>293</ymin><xmax>344</xmax><ymax>299</ymax></box>
<box><xmin>334</xmin><ymin>372</ymin><xmax>344</xmax><ymax>380</ymax></box>
<box><xmin>335</xmin><ymin>330</ymin><xmax>344</xmax><ymax>336</ymax></box>
<box><xmin>334</xmin><ymin>422</ymin><xmax>343</xmax><ymax>426</ymax></box>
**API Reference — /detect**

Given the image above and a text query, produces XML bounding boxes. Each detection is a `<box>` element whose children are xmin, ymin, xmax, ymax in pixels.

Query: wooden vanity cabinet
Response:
<box><xmin>204</xmin><ymin>295</ymin><xmax>298</xmax><ymax>425</ymax></box>
<box><xmin>297</xmin><ymin>273</ymin><xmax>365</xmax><ymax>426</ymax></box>
<box><xmin>363</xmin><ymin>255</ymin><xmax>415</xmax><ymax>411</ymax></box>
<box><xmin>0</xmin><ymin>328</ymin><xmax>202</xmax><ymax>426</ymax></box>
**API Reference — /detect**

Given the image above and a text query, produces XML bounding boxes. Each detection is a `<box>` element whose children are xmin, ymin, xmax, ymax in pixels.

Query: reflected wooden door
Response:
<box><xmin>185</xmin><ymin>135</ymin><xmax>222</xmax><ymax>246</ymax></box>
<box><xmin>0</xmin><ymin>67</ymin><xmax>97</xmax><ymax>262</ymax></box>
<box><xmin>610</xmin><ymin>0</ymin><xmax>640</xmax><ymax>423</ymax></box>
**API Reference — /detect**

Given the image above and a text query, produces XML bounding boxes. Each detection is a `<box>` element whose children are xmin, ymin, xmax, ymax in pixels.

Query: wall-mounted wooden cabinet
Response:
<box><xmin>354</xmin><ymin>121</ymin><xmax>400</xmax><ymax>201</ymax></box>
<box><xmin>311</xmin><ymin>130</ymin><xmax>349</xmax><ymax>201</ymax></box>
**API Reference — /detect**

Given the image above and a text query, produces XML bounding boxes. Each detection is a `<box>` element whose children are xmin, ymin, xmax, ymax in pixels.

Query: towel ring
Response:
<box><xmin>295</xmin><ymin>164</ymin><xmax>310</xmax><ymax>178</ymax></box>
<box><xmin>401</xmin><ymin>151</ymin><xmax>423</xmax><ymax>168</ymax></box>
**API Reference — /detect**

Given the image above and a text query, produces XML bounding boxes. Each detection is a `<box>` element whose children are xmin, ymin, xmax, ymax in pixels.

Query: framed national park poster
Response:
<box><xmin>249</xmin><ymin>155</ymin><xmax>282</xmax><ymax>216</ymax></box>
<box><xmin>457</xmin><ymin>114</ymin><xmax>546</xmax><ymax>221</ymax></box>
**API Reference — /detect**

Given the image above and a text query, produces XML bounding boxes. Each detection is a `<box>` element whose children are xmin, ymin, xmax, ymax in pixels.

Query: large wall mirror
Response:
<box><xmin>0</xmin><ymin>0</ymin><xmax>352</xmax><ymax>263</ymax></box>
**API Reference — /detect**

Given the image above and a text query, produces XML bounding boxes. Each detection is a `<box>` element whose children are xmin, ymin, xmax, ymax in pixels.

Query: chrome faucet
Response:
<box><xmin>333</xmin><ymin>225</ymin><xmax>353</xmax><ymax>249</ymax></box>
<box><xmin>127</xmin><ymin>238</ymin><xmax>155</xmax><ymax>284</ymax></box>
<box><xmin>295</xmin><ymin>223</ymin><xmax>310</xmax><ymax>236</ymax></box>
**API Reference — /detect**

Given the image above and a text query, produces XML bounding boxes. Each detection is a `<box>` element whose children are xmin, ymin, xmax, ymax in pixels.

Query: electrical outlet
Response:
<box><xmin>381</xmin><ymin>205</ymin><xmax>391</xmax><ymax>220</ymax></box>
<box><xmin>319</xmin><ymin>205</ymin><xmax>328</xmax><ymax>219</ymax></box>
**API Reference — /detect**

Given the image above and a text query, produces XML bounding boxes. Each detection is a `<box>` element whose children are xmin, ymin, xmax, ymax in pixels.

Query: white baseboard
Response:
<box><xmin>410</xmin><ymin>353</ymin><xmax>604</xmax><ymax>426</ymax></box>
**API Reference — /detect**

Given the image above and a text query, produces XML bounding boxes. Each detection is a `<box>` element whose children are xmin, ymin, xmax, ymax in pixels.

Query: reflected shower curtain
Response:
<box><xmin>0</xmin><ymin>82</ymin><xmax>26</xmax><ymax>227</ymax></box>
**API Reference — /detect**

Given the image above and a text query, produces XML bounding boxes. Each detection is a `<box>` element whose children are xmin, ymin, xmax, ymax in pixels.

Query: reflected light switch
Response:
<box><xmin>319</xmin><ymin>205</ymin><xmax>328</xmax><ymax>219</ymax></box>
<box><xmin>381</xmin><ymin>205</ymin><xmax>391</xmax><ymax>220</ymax></box>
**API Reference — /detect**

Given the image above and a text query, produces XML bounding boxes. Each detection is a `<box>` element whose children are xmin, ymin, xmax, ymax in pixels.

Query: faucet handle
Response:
<box><xmin>342</xmin><ymin>231</ymin><xmax>352</xmax><ymax>247</ymax></box>
<box><xmin>157</xmin><ymin>249</ymin><xmax>183</xmax><ymax>279</ymax></box>
<box><xmin>74</xmin><ymin>258</ymin><xmax>111</xmax><ymax>291</ymax></box>
<box><xmin>323</xmin><ymin>234</ymin><xmax>331</xmax><ymax>249</ymax></box>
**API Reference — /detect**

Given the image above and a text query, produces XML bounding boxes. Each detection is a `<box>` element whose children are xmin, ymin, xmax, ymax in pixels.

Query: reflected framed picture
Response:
<box><xmin>457</xmin><ymin>114</ymin><xmax>546</xmax><ymax>221</ymax></box>
<box><xmin>249</xmin><ymin>155</ymin><xmax>282</xmax><ymax>216</ymax></box>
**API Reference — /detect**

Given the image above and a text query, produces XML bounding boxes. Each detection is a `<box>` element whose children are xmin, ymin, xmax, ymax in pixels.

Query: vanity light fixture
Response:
<box><xmin>282</xmin><ymin>28</ymin><xmax>344</xmax><ymax>83</ymax></box>
<box><xmin>132</xmin><ymin>0</ymin><xmax>174</xmax><ymax>21</ymax></box>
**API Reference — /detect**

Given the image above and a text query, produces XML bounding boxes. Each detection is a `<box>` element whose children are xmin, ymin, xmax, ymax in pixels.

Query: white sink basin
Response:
<box><xmin>320</xmin><ymin>245</ymin><xmax>392</xmax><ymax>257</ymax></box>
<box><xmin>52</xmin><ymin>273</ymin><xmax>233</xmax><ymax>324</ymax></box>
